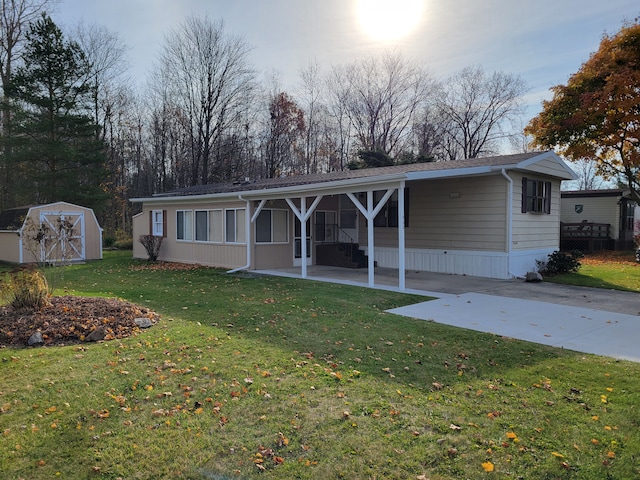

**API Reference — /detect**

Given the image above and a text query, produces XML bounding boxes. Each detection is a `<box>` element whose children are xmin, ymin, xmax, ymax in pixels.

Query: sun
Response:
<box><xmin>356</xmin><ymin>0</ymin><xmax>425</xmax><ymax>42</ymax></box>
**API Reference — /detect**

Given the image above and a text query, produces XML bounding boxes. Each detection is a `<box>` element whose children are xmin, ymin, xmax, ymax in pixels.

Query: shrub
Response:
<box><xmin>139</xmin><ymin>235</ymin><xmax>163</xmax><ymax>261</ymax></box>
<box><xmin>2</xmin><ymin>267</ymin><xmax>50</xmax><ymax>310</ymax></box>
<box><xmin>537</xmin><ymin>250</ymin><xmax>583</xmax><ymax>276</ymax></box>
<box><xmin>114</xmin><ymin>238</ymin><xmax>133</xmax><ymax>250</ymax></box>
<box><xmin>103</xmin><ymin>237</ymin><xmax>116</xmax><ymax>248</ymax></box>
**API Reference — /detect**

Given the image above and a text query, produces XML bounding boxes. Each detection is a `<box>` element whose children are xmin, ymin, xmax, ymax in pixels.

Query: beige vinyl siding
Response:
<box><xmin>560</xmin><ymin>195</ymin><xmax>621</xmax><ymax>239</ymax></box>
<box><xmin>0</xmin><ymin>232</ymin><xmax>21</xmax><ymax>262</ymax></box>
<box><xmin>135</xmin><ymin>201</ymin><xmax>249</xmax><ymax>268</ymax></box>
<box><xmin>363</xmin><ymin>176</ymin><xmax>508</xmax><ymax>252</ymax></box>
<box><xmin>132</xmin><ymin>212</ymin><xmax>147</xmax><ymax>259</ymax></box>
<box><xmin>511</xmin><ymin>173</ymin><xmax>561</xmax><ymax>251</ymax></box>
<box><xmin>254</xmin><ymin>243</ymin><xmax>292</xmax><ymax>269</ymax></box>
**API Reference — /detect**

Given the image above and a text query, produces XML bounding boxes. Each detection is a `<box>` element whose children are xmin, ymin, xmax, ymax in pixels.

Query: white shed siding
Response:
<box><xmin>560</xmin><ymin>195</ymin><xmax>621</xmax><ymax>239</ymax></box>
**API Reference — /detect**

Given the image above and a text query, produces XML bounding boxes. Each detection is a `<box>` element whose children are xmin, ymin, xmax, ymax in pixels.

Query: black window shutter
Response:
<box><xmin>521</xmin><ymin>177</ymin><xmax>528</xmax><ymax>213</ymax></box>
<box><xmin>149</xmin><ymin>210</ymin><xmax>153</xmax><ymax>235</ymax></box>
<box><xmin>544</xmin><ymin>182</ymin><xmax>551</xmax><ymax>214</ymax></box>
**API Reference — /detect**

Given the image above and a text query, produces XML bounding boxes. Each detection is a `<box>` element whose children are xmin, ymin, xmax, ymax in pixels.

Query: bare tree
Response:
<box><xmin>329</xmin><ymin>52</ymin><xmax>434</xmax><ymax>158</ymax></box>
<box><xmin>324</xmin><ymin>72</ymin><xmax>353</xmax><ymax>171</ymax></box>
<box><xmin>435</xmin><ymin>66</ymin><xmax>527</xmax><ymax>160</ymax></box>
<box><xmin>73</xmin><ymin>21</ymin><xmax>129</xmax><ymax>138</ymax></box>
<box><xmin>563</xmin><ymin>158</ymin><xmax>606</xmax><ymax>191</ymax></box>
<box><xmin>156</xmin><ymin>16</ymin><xmax>256</xmax><ymax>186</ymax></box>
<box><xmin>297</xmin><ymin>60</ymin><xmax>324</xmax><ymax>174</ymax></box>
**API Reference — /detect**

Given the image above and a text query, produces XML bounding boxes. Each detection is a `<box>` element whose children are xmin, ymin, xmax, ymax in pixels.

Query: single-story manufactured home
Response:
<box><xmin>0</xmin><ymin>201</ymin><xmax>103</xmax><ymax>264</ymax></box>
<box><xmin>560</xmin><ymin>189</ymin><xmax>638</xmax><ymax>252</ymax></box>
<box><xmin>131</xmin><ymin>151</ymin><xmax>577</xmax><ymax>287</ymax></box>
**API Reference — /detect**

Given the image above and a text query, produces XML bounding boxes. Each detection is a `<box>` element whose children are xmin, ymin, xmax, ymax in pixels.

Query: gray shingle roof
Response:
<box><xmin>153</xmin><ymin>152</ymin><xmax>548</xmax><ymax>198</ymax></box>
<box><xmin>0</xmin><ymin>206</ymin><xmax>30</xmax><ymax>231</ymax></box>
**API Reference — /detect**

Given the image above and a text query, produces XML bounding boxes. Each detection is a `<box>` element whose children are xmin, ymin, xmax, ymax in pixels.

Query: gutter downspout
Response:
<box><xmin>226</xmin><ymin>196</ymin><xmax>253</xmax><ymax>274</ymax></box>
<box><xmin>500</xmin><ymin>169</ymin><xmax>521</xmax><ymax>279</ymax></box>
<box><xmin>18</xmin><ymin>230</ymin><xmax>23</xmax><ymax>264</ymax></box>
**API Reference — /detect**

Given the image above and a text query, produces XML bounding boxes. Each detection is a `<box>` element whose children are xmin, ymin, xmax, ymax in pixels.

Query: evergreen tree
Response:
<box><xmin>6</xmin><ymin>13</ymin><xmax>107</xmax><ymax>210</ymax></box>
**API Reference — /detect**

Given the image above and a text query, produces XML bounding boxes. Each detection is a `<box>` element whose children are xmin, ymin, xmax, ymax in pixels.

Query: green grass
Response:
<box><xmin>1</xmin><ymin>251</ymin><xmax>639</xmax><ymax>479</ymax></box>
<box><xmin>547</xmin><ymin>252</ymin><xmax>640</xmax><ymax>291</ymax></box>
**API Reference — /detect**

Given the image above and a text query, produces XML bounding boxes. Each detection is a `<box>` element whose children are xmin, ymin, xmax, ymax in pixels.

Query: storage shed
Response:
<box><xmin>0</xmin><ymin>202</ymin><xmax>103</xmax><ymax>264</ymax></box>
<box><xmin>560</xmin><ymin>189</ymin><xmax>637</xmax><ymax>251</ymax></box>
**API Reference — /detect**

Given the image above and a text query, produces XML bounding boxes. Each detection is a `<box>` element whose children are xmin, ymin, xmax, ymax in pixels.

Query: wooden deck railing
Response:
<box><xmin>560</xmin><ymin>222</ymin><xmax>610</xmax><ymax>238</ymax></box>
<box><xmin>560</xmin><ymin>222</ymin><xmax>611</xmax><ymax>253</ymax></box>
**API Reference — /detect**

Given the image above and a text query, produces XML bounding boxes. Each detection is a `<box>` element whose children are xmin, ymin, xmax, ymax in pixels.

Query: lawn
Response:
<box><xmin>1</xmin><ymin>251</ymin><xmax>639</xmax><ymax>479</ymax></box>
<box><xmin>547</xmin><ymin>250</ymin><xmax>640</xmax><ymax>292</ymax></box>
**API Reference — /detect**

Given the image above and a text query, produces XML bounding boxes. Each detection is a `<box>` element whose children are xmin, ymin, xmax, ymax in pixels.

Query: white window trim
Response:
<box><xmin>151</xmin><ymin>210</ymin><xmax>164</xmax><ymax>237</ymax></box>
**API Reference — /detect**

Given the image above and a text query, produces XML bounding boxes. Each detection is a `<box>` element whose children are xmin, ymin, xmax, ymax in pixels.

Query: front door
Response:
<box><xmin>293</xmin><ymin>217</ymin><xmax>312</xmax><ymax>266</ymax></box>
<box><xmin>39</xmin><ymin>211</ymin><xmax>85</xmax><ymax>263</ymax></box>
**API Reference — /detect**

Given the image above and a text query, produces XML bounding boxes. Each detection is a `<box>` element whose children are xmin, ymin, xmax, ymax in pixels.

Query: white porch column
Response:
<box><xmin>366</xmin><ymin>191</ymin><xmax>375</xmax><ymax>286</ymax></box>
<box><xmin>347</xmin><ymin>188</ymin><xmax>396</xmax><ymax>288</ymax></box>
<box><xmin>286</xmin><ymin>195</ymin><xmax>323</xmax><ymax>279</ymax></box>
<box><xmin>398</xmin><ymin>181</ymin><xmax>406</xmax><ymax>290</ymax></box>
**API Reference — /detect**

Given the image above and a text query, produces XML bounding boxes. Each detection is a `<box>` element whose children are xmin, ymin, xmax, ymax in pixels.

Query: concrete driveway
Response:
<box><xmin>255</xmin><ymin>266</ymin><xmax>640</xmax><ymax>362</ymax></box>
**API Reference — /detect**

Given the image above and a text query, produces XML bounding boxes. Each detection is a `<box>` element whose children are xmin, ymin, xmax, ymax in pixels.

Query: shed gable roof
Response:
<box><xmin>0</xmin><ymin>206</ymin><xmax>30</xmax><ymax>231</ymax></box>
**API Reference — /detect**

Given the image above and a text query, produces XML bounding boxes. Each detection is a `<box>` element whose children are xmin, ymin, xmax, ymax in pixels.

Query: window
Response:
<box><xmin>151</xmin><ymin>210</ymin><xmax>165</xmax><ymax>236</ymax></box>
<box><xmin>256</xmin><ymin>209</ymin><xmax>289</xmax><ymax>243</ymax></box>
<box><xmin>621</xmin><ymin>201</ymin><xmax>635</xmax><ymax>231</ymax></box>
<box><xmin>225</xmin><ymin>208</ymin><xmax>246</xmax><ymax>243</ymax></box>
<box><xmin>373</xmin><ymin>189</ymin><xmax>410</xmax><ymax>227</ymax></box>
<box><xmin>209</xmin><ymin>210</ymin><xmax>223</xmax><ymax>242</ymax></box>
<box><xmin>176</xmin><ymin>210</ymin><xmax>193</xmax><ymax>240</ymax></box>
<box><xmin>521</xmin><ymin>178</ymin><xmax>551</xmax><ymax>214</ymax></box>
<box><xmin>195</xmin><ymin>210</ymin><xmax>208</xmax><ymax>241</ymax></box>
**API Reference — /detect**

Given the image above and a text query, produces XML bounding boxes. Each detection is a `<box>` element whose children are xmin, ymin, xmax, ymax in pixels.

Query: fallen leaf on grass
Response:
<box><xmin>481</xmin><ymin>461</ymin><xmax>494</xmax><ymax>472</ymax></box>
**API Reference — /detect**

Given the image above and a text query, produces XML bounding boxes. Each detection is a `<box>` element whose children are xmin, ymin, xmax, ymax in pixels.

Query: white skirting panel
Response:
<box><xmin>509</xmin><ymin>248</ymin><xmax>557</xmax><ymax>278</ymax></box>
<box><xmin>363</xmin><ymin>247</ymin><xmax>556</xmax><ymax>280</ymax></box>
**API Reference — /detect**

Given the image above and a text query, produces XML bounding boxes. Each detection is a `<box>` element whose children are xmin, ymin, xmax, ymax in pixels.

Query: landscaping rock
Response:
<box><xmin>525</xmin><ymin>271</ymin><xmax>543</xmax><ymax>283</ymax></box>
<box><xmin>134</xmin><ymin>318</ymin><xmax>154</xmax><ymax>328</ymax></box>
<box><xmin>85</xmin><ymin>327</ymin><xmax>106</xmax><ymax>342</ymax></box>
<box><xmin>27</xmin><ymin>331</ymin><xmax>44</xmax><ymax>346</ymax></box>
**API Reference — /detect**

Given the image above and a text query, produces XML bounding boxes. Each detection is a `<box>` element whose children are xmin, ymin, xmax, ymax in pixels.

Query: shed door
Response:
<box><xmin>39</xmin><ymin>211</ymin><xmax>85</xmax><ymax>263</ymax></box>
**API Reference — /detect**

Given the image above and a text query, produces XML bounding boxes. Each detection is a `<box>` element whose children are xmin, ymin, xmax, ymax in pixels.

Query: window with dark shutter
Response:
<box><xmin>522</xmin><ymin>178</ymin><xmax>551</xmax><ymax>214</ymax></box>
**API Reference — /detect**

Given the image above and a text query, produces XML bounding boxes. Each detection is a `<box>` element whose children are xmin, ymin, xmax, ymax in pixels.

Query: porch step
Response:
<box><xmin>316</xmin><ymin>243</ymin><xmax>369</xmax><ymax>269</ymax></box>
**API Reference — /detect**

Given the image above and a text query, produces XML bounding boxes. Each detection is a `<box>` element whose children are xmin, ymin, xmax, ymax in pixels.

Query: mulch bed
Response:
<box><xmin>0</xmin><ymin>296</ymin><xmax>159</xmax><ymax>348</ymax></box>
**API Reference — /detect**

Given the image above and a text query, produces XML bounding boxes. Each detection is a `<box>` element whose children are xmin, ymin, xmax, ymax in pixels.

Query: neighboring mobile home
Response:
<box><xmin>560</xmin><ymin>189</ymin><xmax>638</xmax><ymax>252</ymax></box>
<box><xmin>0</xmin><ymin>202</ymin><xmax>103</xmax><ymax>264</ymax></box>
<box><xmin>131</xmin><ymin>151</ymin><xmax>577</xmax><ymax>287</ymax></box>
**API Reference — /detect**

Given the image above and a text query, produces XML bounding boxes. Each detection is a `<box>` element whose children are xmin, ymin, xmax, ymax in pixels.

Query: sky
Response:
<box><xmin>53</xmin><ymin>0</ymin><xmax>640</xmax><ymax>124</ymax></box>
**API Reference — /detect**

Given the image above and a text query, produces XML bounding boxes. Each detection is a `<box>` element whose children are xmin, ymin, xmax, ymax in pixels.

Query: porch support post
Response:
<box><xmin>347</xmin><ymin>188</ymin><xmax>396</xmax><ymax>288</ymax></box>
<box><xmin>366</xmin><ymin>191</ymin><xmax>375</xmax><ymax>286</ymax></box>
<box><xmin>398</xmin><ymin>181</ymin><xmax>406</xmax><ymax>290</ymax></box>
<box><xmin>286</xmin><ymin>195</ymin><xmax>323</xmax><ymax>279</ymax></box>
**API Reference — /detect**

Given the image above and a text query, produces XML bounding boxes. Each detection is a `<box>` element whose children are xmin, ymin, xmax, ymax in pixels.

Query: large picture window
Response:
<box><xmin>256</xmin><ymin>209</ymin><xmax>288</xmax><ymax>243</ymax></box>
<box><xmin>176</xmin><ymin>210</ymin><xmax>193</xmax><ymax>240</ymax></box>
<box><xmin>225</xmin><ymin>208</ymin><xmax>246</xmax><ymax>243</ymax></box>
<box><xmin>522</xmin><ymin>178</ymin><xmax>551</xmax><ymax>214</ymax></box>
